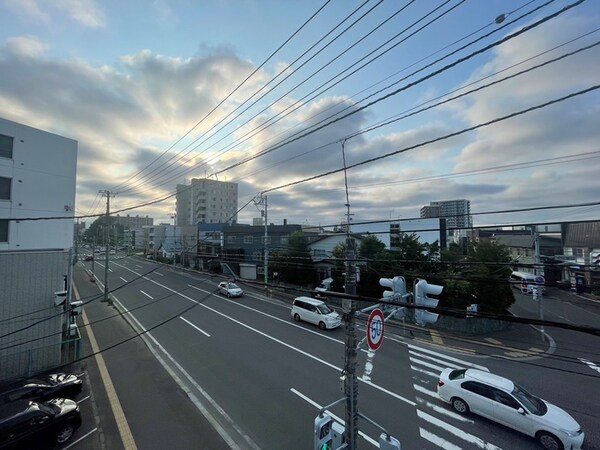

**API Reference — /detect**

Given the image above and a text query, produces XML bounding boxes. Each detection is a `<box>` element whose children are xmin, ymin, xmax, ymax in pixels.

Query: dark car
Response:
<box><xmin>0</xmin><ymin>398</ymin><xmax>82</xmax><ymax>448</ymax></box>
<box><xmin>0</xmin><ymin>373</ymin><xmax>83</xmax><ymax>406</ymax></box>
<box><xmin>84</xmin><ymin>255</ymin><xmax>94</xmax><ymax>261</ymax></box>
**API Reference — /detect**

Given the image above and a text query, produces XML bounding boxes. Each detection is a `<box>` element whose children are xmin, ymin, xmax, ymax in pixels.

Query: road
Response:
<box><xmin>76</xmin><ymin>255</ymin><xmax>598</xmax><ymax>449</ymax></box>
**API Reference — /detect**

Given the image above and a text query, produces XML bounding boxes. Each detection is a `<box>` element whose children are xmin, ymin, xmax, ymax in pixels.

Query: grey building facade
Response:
<box><xmin>420</xmin><ymin>199</ymin><xmax>472</xmax><ymax>229</ymax></box>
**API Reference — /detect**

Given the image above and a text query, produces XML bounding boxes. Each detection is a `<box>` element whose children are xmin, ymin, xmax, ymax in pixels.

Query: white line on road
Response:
<box><xmin>409</xmin><ymin>350</ymin><xmax>462</xmax><ymax>370</ymax></box>
<box><xmin>140</xmin><ymin>290</ymin><xmax>154</xmax><ymax>300</ymax></box>
<box><xmin>578</xmin><ymin>358</ymin><xmax>600</xmax><ymax>374</ymax></box>
<box><xmin>408</xmin><ymin>344</ymin><xmax>489</xmax><ymax>371</ymax></box>
<box><xmin>413</xmin><ymin>384</ymin><xmax>439</xmax><ymax>399</ymax></box>
<box><xmin>415</xmin><ymin>397</ymin><xmax>473</xmax><ymax>423</ymax></box>
<box><xmin>155</xmin><ymin>271</ymin><xmax>164</xmax><ymax>276</ymax></box>
<box><xmin>410</xmin><ymin>365</ymin><xmax>439</xmax><ymax>378</ymax></box>
<box><xmin>290</xmin><ymin>388</ymin><xmax>379</xmax><ymax>448</ymax></box>
<box><xmin>135</xmin><ymin>265</ymin><xmax>143</xmax><ymax>269</ymax></box>
<box><xmin>180</xmin><ymin>316</ymin><xmax>211</xmax><ymax>337</ymax></box>
<box><xmin>120</xmin><ymin>277</ymin><xmax>128</xmax><ymax>283</ymax></box>
<box><xmin>76</xmin><ymin>395</ymin><xmax>91</xmax><ymax>404</ymax></box>
<box><xmin>420</xmin><ymin>428</ymin><xmax>462</xmax><ymax>450</ymax></box>
<box><xmin>62</xmin><ymin>427</ymin><xmax>98</xmax><ymax>450</ymax></box>
<box><xmin>409</xmin><ymin>357</ymin><xmax>447</xmax><ymax>373</ymax></box>
<box><xmin>417</xmin><ymin>409</ymin><xmax>502</xmax><ymax>449</ymax></box>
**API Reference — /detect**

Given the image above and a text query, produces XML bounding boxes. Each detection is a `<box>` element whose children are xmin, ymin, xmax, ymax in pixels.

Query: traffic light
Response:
<box><xmin>380</xmin><ymin>276</ymin><xmax>406</xmax><ymax>302</ymax></box>
<box><xmin>413</xmin><ymin>279</ymin><xmax>443</xmax><ymax>325</ymax></box>
<box><xmin>314</xmin><ymin>414</ymin><xmax>333</xmax><ymax>450</ymax></box>
<box><xmin>379</xmin><ymin>433</ymin><xmax>401</xmax><ymax>449</ymax></box>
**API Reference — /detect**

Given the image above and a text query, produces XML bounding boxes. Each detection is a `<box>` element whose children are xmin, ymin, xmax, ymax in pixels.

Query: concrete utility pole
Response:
<box><xmin>263</xmin><ymin>194</ymin><xmax>268</xmax><ymax>290</ymax></box>
<box><xmin>341</xmin><ymin>139</ymin><xmax>358</xmax><ymax>448</ymax></box>
<box><xmin>99</xmin><ymin>190</ymin><xmax>117</xmax><ymax>303</ymax></box>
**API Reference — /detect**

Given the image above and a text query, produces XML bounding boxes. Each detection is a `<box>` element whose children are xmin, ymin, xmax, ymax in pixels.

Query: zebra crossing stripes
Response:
<box><xmin>408</xmin><ymin>344</ymin><xmax>501</xmax><ymax>450</ymax></box>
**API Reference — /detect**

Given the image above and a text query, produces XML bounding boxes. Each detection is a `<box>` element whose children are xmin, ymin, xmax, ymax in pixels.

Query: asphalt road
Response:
<box><xmin>77</xmin><ymin>255</ymin><xmax>599</xmax><ymax>449</ymax></box>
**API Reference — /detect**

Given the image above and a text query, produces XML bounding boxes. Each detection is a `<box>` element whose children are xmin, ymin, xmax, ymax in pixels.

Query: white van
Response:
<box><xmin>291</xmin><ymin>296</ymin><xmax>341</xmax><ymax>330</ymax></box>
<box><xmin>510</xmin><ymin>271</ymin><xmax>545</xmax><ymax>294</ymax></box>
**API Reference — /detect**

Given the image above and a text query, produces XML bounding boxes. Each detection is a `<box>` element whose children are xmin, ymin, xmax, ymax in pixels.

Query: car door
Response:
<box><xmin>490</xmin><ymin>389</ymin><xmax>532</xmax><ymax>435</ymax></box>
<box><xmin>305</xmin><ymin>304</ymin><xmax>319</xmax><ymax>325</ymax></box>
<box><xmin>460</xmin><ymin>381</ymin><xmax>495</xmax><ymax>420</ymax></box>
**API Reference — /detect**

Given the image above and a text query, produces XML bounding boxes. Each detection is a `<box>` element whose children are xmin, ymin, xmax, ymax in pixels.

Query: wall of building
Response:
<box><xmin>0</xmin><ymin>117</ymin><xmax>77</xmax><ymax>251</ymax></box>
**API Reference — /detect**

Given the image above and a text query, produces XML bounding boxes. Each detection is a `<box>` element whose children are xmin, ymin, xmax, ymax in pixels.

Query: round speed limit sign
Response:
<box><xmin>367</xmin><ymin>309</ymin><xmax>385</xmax><ymax>351</ymax></box>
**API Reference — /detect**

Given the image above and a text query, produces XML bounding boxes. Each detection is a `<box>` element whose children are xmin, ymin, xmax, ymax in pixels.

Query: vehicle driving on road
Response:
<box><xmin>291</xmin><ymin>297</ymin><xmax>341</xmax><ymax>330</ymax></box>
<box><xmin>217</xmin><ymin>281</ymin><xmax>244</xmax><ymax>298</ymax></box>
<box><xmin>437</xmin><ymin>368</ymin><xmax>584</xmax><ymax>450</ymax></box>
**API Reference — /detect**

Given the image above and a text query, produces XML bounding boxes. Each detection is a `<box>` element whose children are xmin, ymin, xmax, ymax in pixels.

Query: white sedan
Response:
<box><xmin>217</xmin><ymin>281</ymin><xmax>244</xmax><ymax>298</ymax></box>
<box><xmin>437</xmin><ymin>368</ymin><xmax>584</xmax><ymax>450</ymax></box>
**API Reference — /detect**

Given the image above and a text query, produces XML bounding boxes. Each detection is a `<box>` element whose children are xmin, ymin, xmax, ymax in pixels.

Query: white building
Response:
<box><xmin>176</xmin><ymin>178</ymin><xmax>238</xmax><ymax>225</ymax></box>
<box><xmin>0</xmin><ymin>117</ymin><xmax>77</xmax><ymax>381</ymax></box>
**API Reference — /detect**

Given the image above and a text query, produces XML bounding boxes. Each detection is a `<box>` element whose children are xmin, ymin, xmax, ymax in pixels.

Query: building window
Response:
<box><xmin>228</xmin><ymin>236</ymin><xmax>236</xmax><ymax>244</ymax></box>
<box><xmin>244</xmin><ymin>236</ymin><xmax>253</xmax><ymax>244</ymax></box>
<box><xmin>0</xmin><ymin>177</ymin><xmax>11</xmax><ymax>200</ymax></box>
<box><xmin>0</xmin><ymin>219</ymin><xmax>8</xmax><ymax>242</ymax></box>
<box><xmin>0</xmin><ymin>134</ymin><xmax>14</xmax><ymax>159</ymax></box>
<box><xmin>574</xmin><ymin>248</ymin><xmax>584</xmax><ymax>258</ymax></box>
<box><xmin>280</xmin><ymin>237</ymin><xmax>288</xmax><ymax>246</ymax></box>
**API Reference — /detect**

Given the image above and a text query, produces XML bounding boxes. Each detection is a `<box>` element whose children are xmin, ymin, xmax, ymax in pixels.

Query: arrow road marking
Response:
<box><xmin>578</xmin><ymin>358</ymin><xmax>600</xmax><ymax>374</ymax></box>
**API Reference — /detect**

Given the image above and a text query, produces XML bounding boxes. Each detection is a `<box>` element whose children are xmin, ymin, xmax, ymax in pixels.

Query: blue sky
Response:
<box><xmin>1</xmin><ymin>0</ymin><xmax>599</xmax><ymax>228</ymax></box>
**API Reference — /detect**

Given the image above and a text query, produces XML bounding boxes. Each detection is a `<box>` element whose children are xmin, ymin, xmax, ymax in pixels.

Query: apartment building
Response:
<box><xmin>420</xmin><ymin>199</ymin><xmax>472</xmax><ymax>229</ymax></box>
<box><xmin>176</xmin><ymin>178</ymin><xmax>238</xmax><ymax>226</ymax></box>
<box><xmin>0</xmin><ymin>117</ymin><xmax>77</xmax><ymax>381</ymax></box>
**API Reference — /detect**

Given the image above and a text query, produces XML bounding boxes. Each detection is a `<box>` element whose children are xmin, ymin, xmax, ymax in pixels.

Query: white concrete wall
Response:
<box><xmin>0</xmin><ymin>118</ymin><xmax>77</xmax><ymax>251</ymax></box>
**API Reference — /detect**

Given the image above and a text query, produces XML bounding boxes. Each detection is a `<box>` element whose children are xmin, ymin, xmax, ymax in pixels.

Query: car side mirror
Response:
<box><xmin>517</xmin><ymin>407</ymin><xmax>526</xmax><ymax>415</ymax></box>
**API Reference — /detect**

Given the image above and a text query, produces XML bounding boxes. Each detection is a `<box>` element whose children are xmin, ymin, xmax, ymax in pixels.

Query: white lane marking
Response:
<box><xmin>140</xmin><ymin>290</ymin><xmax>154</xmax><ymax>300</ymax></box>
<box><xmin>110</xmin><ymin>295</ymin><xmax>257</xmax><ymax>450</ymax></box>
<box><xmin>420</xmin><ymin>428</ymin><xmax>462</xmax><ymax>450</ymax></box>
<box><xmin>120</xmin><ymin>277</ymin><xmax>128</xmax><ymax>283</ymax></box>
<box><xmin>409</xmin><ymin>357</ymin><xmax>447</xmax><ymax>373</ymax></box>
<box><xmin>408</xmin><ymin>344</ymin><xmax>489</xmax><ymax>371</ymax></box>
<box><xmin>579</xmin><ymin>358</ymin><xmax>600</xmax><ymax>374</ymax></box>
<box><xmin>410</xmin><ymin>366</ymin><xmax>439</xmax><ymax>378</ymax></box>
<box><xmin>362</xmin><ymin>349</ymin><xmax>376</xmax><ymax>382</ymax></box>
<box><xmin>409</xmin><ymin>350</ymin><xmax>462</xmax><ymax>369</ymax></box>
<box><xmin>290</xmin><ymin>388</ymin><xmax>379</xmax><ymax>448</ymax></box>
<box><xmin>155</xmin><ymin>271</ymin><xmax>164</xmax><ymax>276</ymax></box>
<box><xmin>62</xmin><ymin>427</ymin><xmax>98</xmax><ymax>450</ymax></box>
<box><xmin>415</xmin><ymin>397</ymin><xmax>473</xmax><ymax>422</ymax></box>
<box><xmin>113</xmin><ymin>262</ymin><xmax>415</xmax><ymax>406</ymax></box>
<box><xmin>135</xmin><ymin>265</ymin><xmax>143</xmax><ymax>269</ymax></box>
<box><xmin>180</xmin><ymin>316</ymin><xmax>211</xmax><ymax>337</ymax></box>
<box><xmin>413</xmin><ymin>384</ymin><xmax>439</xmax><ymax>399</ymax></box>
<box><xmin>76</xmin><ymin>395</ymin><xmax>90</xmax><ymax>404</ymax></box>
<box><xmin>417</xmin><ymin>410</ymin><xmax>502</xmax><ymax>449</ymax></box>
<box><xmin>109</xmin><ymin>268</ymin><xmax>113</xmax><ymax>272</ymax></box>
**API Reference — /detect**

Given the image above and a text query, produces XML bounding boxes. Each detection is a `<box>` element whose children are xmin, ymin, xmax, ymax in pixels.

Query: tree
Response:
<box><xmin>270</xmin><ymin>232</ymin><xmax>317</xmax><ymax>287</ymax></box>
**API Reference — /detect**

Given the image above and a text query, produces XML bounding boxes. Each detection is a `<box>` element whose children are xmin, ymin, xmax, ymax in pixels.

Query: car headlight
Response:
<box><xmin>559</xmin><ymin>428</ymin><xmax>582</xmax><ymax>437</ymax></box>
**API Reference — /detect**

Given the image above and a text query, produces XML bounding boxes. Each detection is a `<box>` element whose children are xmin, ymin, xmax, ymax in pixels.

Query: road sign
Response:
<box><xmin>367</xmin><ymin>308</ymin><xmax>385</xmax><ymax>351</ymax></box>
<box><xmin>534</xmin><ymin>276</ymin><xmax>545</xmax><ymax>284</ymax></box>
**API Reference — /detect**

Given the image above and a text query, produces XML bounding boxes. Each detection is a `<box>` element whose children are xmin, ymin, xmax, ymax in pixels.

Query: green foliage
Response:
<box><xmin>269</xmin><ymin>232</ymin><xmax>317</xmax><ymax>287</ymax></box>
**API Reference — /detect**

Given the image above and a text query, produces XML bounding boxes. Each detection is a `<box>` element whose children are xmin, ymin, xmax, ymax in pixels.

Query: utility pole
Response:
<box><xmin>99</xmin><ymin>190</ymin><xmax>117</xmax><ymax>303</ymax></box>
<box><xmin>263</xmin><ymin>194</ymin><xmax>268</xmax><ymax>292</ymax></box>
<box><xmin>341</xmin><ymin>139</ymin><xmax>358</xmax><ymax>448</ymax></box>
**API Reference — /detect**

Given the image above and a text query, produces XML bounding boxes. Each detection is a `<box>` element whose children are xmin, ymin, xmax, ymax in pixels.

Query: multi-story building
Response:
<box><xmin>113</xmin><ymin>214</ymin><xmax>154</xmax><ymax>229</ymax></box>
<box><xmin>420</xmin><ymin>199</ymin><xmax>472</xmax><ymax>229</ymax></box>
<box><xmin>0</xmin><ymin>117</ymin><xmax>77</xmax><ymax>381</ymax></box>
<box><xmin>176</xmin><ymin>178</ymin><xmax>238</xmax><ymax>226</ymax></box>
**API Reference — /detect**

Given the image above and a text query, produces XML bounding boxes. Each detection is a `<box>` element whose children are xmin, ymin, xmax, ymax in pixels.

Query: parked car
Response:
<box><xmin>0</xmin><ymin>398</ymin><xmax>82</xmax><ymax>447</ymax></box>
<box><xmin>217</xmin><ymin>281</ymin><xmax>244</xmax><ymax>298</ymax></box>
<box><xmin>291</xmin><ymin>296</ymin><xmax>341</xmax><ymax>330</ymax></box>
<box><xmin>0</xmin><ymin>373</ymin><xmax>83</xmax><ymax>406</ymax></box>
<box><xmin>84</xmin><ymin>255</ymin><xmax>94</xmax><ymax>261</ymax></box>
<box><xmin>437</xmin><ymin>368</ymin><xmax>584</xmax><ymax>450</ymax></box>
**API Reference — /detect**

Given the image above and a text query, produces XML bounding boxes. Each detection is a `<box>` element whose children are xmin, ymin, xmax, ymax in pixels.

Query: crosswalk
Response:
<box><xmin>407</xmin><ymin>344</ymin><xmax>503</xmax><ymax>450</ymax></box>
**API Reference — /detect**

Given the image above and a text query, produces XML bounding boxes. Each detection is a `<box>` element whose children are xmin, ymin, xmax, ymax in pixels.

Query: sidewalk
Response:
<box><xmin>71</xmin><ymin>264</ymin><xmax>229</xmax><ymax>450</ymax></box>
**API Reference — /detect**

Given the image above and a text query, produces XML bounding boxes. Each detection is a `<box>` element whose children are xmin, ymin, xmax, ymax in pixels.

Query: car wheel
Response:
<box><xmin>294</xmin><ymin>313</ymin><xmax>301</xmax><ymax>322</ymax></box>
<box><xmin>451</xmin><ymin>397</ymin><xmax>469</xmax><ymax>414</ymax></box>
<box><xmin>319</xmin><ymin>321</ymin><xmax>326</xmax><ymax>330</ymax></box>
<box><xmin>537</xmin><ymin>431</ymin><xmax>564</xmax><ymax>450</ymax></box>
<box><xmin>54</xmin><ymin>424</ymin><xmax>75</xmax><ymax>444</ymax></box>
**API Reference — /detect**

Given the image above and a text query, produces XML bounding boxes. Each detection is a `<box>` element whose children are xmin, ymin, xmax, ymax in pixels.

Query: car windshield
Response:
<box><xmin>228</xmin><ymin>283</ymin><xmax>240</xmax><ymax>290</ymax></box>
<box><xmin>316</xmin><ymin>304</ymin><xmax>333</xmax><ymax>314</ymax></box>
<box><xmin>512</xmin><ymin>384</ymin><xmax>547</xmax><ymax>416</ymax></box>
<box><xmin>37</xmin><ymin>403</ymin><xmax>58</xmax><ymax>416</ymax></box>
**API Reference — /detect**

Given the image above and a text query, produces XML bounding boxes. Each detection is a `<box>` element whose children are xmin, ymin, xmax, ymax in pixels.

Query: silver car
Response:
<box><xmin>217</xmin><ymin>281</ymin><xmax>244</xmax><ymax>298</ymax></box>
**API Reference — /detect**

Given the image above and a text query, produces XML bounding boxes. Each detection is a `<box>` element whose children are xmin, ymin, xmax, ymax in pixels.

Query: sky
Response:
<box><xmin>0</xmin><ymin>0</ymin><xmax>599</xmax><ymax>230</ymax></box>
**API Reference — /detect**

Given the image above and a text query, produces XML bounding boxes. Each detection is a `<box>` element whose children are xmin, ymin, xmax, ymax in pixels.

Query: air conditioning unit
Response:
<box><xmin>54</xmin><ymin>291</ymin><xmax>68</xmax><ymax>307</ymax></box>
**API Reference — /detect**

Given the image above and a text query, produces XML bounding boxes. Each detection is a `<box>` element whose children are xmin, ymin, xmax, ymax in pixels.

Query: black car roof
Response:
<box><xmin>0</xmin><ymin>400</ymin><xmax>38</xmax><ymax>421</ymax></box>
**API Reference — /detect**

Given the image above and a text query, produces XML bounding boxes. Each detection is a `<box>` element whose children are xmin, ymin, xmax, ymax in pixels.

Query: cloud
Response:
<box><xmin>3</xmin><ymin>0</ymin><xmax>106</xmax><ymax>28</ymax></box>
